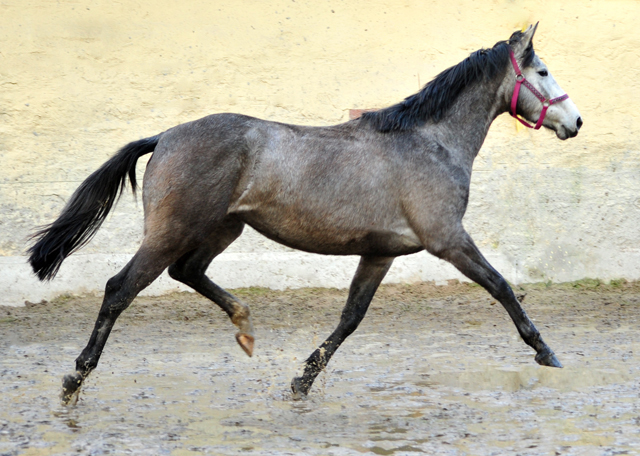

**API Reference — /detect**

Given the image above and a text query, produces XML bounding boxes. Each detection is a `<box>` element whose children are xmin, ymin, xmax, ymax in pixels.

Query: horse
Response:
<box><xmin>28</xmin><ymin>24</ymin><xmax>582</xmax><ymax>405</ymax></box>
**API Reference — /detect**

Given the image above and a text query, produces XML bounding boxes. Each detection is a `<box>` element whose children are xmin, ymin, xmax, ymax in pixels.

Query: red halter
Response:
<box><xmin>509</xmin><ymin>49</ymin><xmax>569</xmax><ymax>130</ymax></box>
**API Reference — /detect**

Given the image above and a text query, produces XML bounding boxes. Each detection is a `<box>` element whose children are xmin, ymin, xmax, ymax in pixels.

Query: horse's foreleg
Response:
<box><xmin>61</xmin><ymin>247</ymin><xmax>174</xmax><ymax>405</ymax></box>
<box><xmin>291</xmin><ymin>256</ymin><xmax>393</xmax><ymax>399</ymax></box>
<box><xmin>434</xmin><ymin>231</ymin><xmax>562</xmax><ymax>368</ymax></box>
<box><xmin>168</xmin><ymin>218</ymin><xmax>254</xmax><ymax>356</ymax></box>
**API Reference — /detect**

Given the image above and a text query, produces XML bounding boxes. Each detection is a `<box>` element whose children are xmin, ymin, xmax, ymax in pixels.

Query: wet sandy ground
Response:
<box><xmin>1</xmin><ymin>281</ymin><xmax>640</xmax><ymax>455</ymax></box>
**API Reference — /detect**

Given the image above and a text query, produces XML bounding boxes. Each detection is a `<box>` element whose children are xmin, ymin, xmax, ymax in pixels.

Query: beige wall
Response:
<box><xmin>1</xmin><ymin>0</ymin><xmax>639</xmax><ymax>304</ymax></box>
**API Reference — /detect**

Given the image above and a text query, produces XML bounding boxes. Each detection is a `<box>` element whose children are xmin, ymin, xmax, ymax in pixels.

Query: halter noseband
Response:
<box><xmin>509</xmin><ymin>49</ymin><xmax>569</xmax><ymax>130</ymax></box>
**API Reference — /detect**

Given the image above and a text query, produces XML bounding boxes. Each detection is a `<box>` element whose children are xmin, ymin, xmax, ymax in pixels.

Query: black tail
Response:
<box><xmin>28</xmin><ymin>135</ymin><xmax>162</xmax><ymax>281</ymax></box>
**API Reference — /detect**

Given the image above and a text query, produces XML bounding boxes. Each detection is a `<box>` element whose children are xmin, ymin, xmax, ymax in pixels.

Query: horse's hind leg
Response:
<box><xmin>429</xmin><ymin>229</ymin><xmax>562</xmax><ymax>368</ymax></box>
<box><xmin>291</xmin><ymin>256</ymin><xmax>394</xmax><ymax>399</ymax></box>
<box><xmin>61</xmin><ymin>245</ymin><xmax>179</xmax><ymax>405</ymax></box>
<box><xmin>168</xmin><ymin>217</ymin><xmax>255</xmax><ymax>356</ymax></box>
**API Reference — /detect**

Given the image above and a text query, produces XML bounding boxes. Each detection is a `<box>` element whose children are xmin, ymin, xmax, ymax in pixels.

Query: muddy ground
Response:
<box><xmin>1</xmin><ymin>280</ymin><xmax>639</xmax><ymax>455</ymax></box>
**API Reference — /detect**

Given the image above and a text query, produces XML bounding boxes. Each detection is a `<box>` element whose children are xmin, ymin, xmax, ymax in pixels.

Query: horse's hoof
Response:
<box><xmin>61</xmin><ymin>371</ymin><xmax>83</xmax><ymax>406</ymax></box>
<box><xmin>235</xmin><ymin>333</ymin><xmax>254</xmax><ymax>357</ymax></box>
<box><xmin>535</xmin><ymin>350</ymin><xmax>563</xmax><ymax>368</ymax></box>
<box><xmin>291</xmin><ymin>377</ymin><xmax>309</xmax><ymax>401</ymax></box>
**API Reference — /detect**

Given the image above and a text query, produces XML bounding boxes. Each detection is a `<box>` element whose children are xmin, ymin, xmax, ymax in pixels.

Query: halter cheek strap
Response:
<box><xmin>509</xmin><ymin>49</ymin><xmax>569</xmax><ymax>130</ymax></box>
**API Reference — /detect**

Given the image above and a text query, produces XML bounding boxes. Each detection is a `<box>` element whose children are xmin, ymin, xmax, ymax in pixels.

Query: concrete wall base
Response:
<box><xmin>1</xmin><ymin>251</ymin><xmax>511</xmax><ymax>306</ymax></box>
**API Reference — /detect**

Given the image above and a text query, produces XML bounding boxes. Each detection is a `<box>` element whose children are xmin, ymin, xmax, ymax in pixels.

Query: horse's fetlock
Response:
<box><xmin>76</xmin><ymin>358</ymin><xmax>96</xmax><ymax>374</ymax></box>
<box><xmin>306</xmin><ymin>353</ymin><xmax>327</xmax><ymax>372</ymax></box>
<box><xmin>231</xmin><ymin>303</ymin><xmax>250</xmax><ymax>322</ymax></box>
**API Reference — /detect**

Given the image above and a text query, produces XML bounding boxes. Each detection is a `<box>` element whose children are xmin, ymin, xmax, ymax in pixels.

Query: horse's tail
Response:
<box><xmin>28</xmin><ymin>134</ymin><xmax>162</xmax><ymax>281</ymax></box>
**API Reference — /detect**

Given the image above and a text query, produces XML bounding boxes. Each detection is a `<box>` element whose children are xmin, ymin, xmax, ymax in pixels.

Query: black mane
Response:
<box><xmin>362</xmin><ymin>31</ymin><xmax>535</xmax><ymax>132</ymax></box>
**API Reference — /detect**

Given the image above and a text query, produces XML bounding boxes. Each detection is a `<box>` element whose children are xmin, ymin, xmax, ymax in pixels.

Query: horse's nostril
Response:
<box><xmin>576</xmin><ymin>116</ymin><xmax>583</xmax><ymax>130</ymax></box>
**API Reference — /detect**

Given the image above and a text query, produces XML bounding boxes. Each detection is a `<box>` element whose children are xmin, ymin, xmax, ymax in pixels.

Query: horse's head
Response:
<box><xmin>507</xmin><ymin>24</ymin><xmax>582</xmax><ymax>140</ymax></box>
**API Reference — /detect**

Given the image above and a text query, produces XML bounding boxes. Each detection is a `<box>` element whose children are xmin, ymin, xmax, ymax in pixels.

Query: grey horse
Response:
<box><xmin>28</xmin><ymin>24</ymin><xmax>582</xmax><ymax>404</ymax></box>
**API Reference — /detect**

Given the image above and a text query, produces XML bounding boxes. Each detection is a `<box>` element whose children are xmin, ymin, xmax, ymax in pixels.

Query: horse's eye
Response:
<box><xmin>538</xmin><ymin>70</ymin><xmax>548</xmax><ymax>77</ymax></box>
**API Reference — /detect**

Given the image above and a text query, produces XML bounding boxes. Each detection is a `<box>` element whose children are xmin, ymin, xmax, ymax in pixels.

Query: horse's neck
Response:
<box><xmin>423</xmin><ymin>77</ymin><xmax>508</xmax><ymax>166</ymax></box>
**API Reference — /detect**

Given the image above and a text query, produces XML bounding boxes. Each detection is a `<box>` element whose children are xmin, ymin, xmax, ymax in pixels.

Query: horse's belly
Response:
<box><xmin>236</xmin><ymin>209</ymin><xmax>423</xmax><ymax>257</ymax></box>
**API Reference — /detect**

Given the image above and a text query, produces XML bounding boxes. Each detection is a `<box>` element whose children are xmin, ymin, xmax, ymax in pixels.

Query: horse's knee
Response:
<box><xmin>489</xmin><ymin>275</ymin><xmax>513</xmax><ymax>299</ymax></box>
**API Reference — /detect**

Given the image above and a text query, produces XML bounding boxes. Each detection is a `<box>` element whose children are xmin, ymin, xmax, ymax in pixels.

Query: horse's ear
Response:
<box><xmin>524</xmin><ymin>22</ymin><xmax>539</xmax><ymax>45</ymax></box>
<box><xmin>511</xmin><ymin>22</ymin><xmax>538</xmax><ymax>57</ymax></box>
